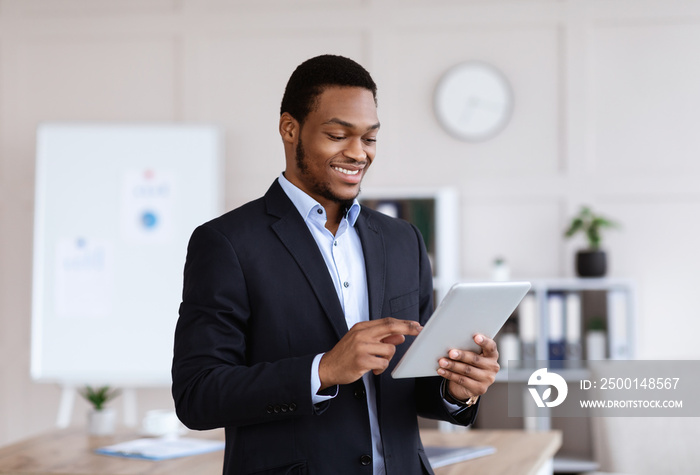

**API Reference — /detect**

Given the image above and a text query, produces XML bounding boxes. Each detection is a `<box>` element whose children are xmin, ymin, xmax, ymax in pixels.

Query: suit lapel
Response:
<box><xmin>265</xmin><ymin>181</ymin><xmax>349</xmax><ymax>340</ymax></box>
<box><xmin>356</xmin><ymin>210</ymin><xmax>389</xmax><ymax>408</ymax></box>
<box><xmin>356</xmin><ymin>210</ymin><xmax>386</xmax><ymax>322</ymax></box>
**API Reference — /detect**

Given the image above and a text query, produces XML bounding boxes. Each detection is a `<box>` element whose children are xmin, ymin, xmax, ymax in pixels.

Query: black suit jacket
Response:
<box><xmin>172</xmin><ymin>180</ymin><xmax>477</xmax><ymax>475</ymax></box>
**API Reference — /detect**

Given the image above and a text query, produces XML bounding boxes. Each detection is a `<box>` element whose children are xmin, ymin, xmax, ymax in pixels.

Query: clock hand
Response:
<box><xmin>474</xmin><ymin>99</ymin><xmax>505</xmax><ymax>112</ymax></box>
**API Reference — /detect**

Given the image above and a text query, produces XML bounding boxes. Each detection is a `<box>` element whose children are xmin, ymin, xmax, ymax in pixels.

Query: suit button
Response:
<box><xmin>274</xmin><ymin>405</ymin><xmax>281</xmax><ymax>413</ymax></box>
<box><xmin>289</xmin><ymin>403</ymin><xmax>297</xmax><ymax>412</ymax></box>
<box><xmin>359</xmin><ymin>454</ymin><xmax>372</xmax><ymax>466</ymax></box>
<box><xmin>354</xmin><ymin>387</ymin><xmax>366</xmax><ymax>399</ymax></box>
<box><xmin>281</xmin><ymin>404</ymin><xmax>289</xmax><ymax>412</ymax></box>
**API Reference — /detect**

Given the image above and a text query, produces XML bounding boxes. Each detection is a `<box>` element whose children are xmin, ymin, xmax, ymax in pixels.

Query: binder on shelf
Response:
<box><xmin>565</xmin><ymin>292</ymin><xmax>582</xmax><ymax>361</ymax></box>
<box><xmin>498</xmin><ymin>331</ymin><xmax>521</xmax><ymax>369</ymax></box>
<box><xmin>517</xmin><ymin>293</ymin><xmax>538</xmax><ymax>361</ymax></box>
<box><xmin>547</xmin><ymin>293</ymin><xmax>565</xmax><ymax>367</ymax></box>
<box><xmin>607</xmin><ymin>290</ymin><xmax>628</xmax><ymax>360</ymax></box>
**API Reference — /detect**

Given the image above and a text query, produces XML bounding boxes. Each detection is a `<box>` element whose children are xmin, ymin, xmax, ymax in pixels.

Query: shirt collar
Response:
<box><xmin>278</xmin><ymin>172</ymin><xmax>361</xmax><ymax>226</ymax></box>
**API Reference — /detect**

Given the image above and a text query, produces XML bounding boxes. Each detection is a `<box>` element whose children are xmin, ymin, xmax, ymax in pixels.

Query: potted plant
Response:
<box><xmin>80</xmin><ymin>385</ymin><xmax>120</xmax><ymax>435</ymax></box>
<box><xmin>585</xmin><ymin>316</ymin><xmax>607</xmax><ymax>360</ymax></box>
<box><xmin>564</xmin><ymin>206</ymin><xmax>619</xmax><ymax>277</ymax></box>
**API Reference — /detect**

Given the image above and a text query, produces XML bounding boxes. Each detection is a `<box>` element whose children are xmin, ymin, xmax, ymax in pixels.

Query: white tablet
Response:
<box><xmin>391</xmin><ymin>281</ymin><xmax>531</xmax><ymax>379</ymax></box>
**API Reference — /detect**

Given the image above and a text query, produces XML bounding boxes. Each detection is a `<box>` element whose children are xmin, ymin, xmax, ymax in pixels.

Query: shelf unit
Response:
<box><xmin>530</xmin><ymin>278</ymin><xmax>635</xmax><ymax>363</ymax></box>
<box><xmin>484</xmin><ymin>277</ymin><xmax>636</xmax><ymax>473</ymax></box>
<box><xmin>497</xmin><ymin>277</ymin><xmax>636</xmax><ymax>381</ymax></box>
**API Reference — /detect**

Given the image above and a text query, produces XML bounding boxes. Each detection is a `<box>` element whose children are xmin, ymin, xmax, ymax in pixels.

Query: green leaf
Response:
<box><xmin>79</xmin><ymin>385</ymin><xmax>120</xmax><ymax>411</ymax></box>
<box><xmin>587</xmin><ymin>226</ymin><xmax>601</xmax><ymax>249</ymax></box>
<box><xmin>564</xmin><ymin>205</ymin><xmax>619</xmax><ymax>248</ymax></box>
<box><xmin>592</xmin><ymin>216</ymin><xmax>617</xmax><ymax>229</ymax></box>
<box><xmin>564</xmin><ymin>218</ymin><xmax>584</xmax><ymax>237</ymax></box>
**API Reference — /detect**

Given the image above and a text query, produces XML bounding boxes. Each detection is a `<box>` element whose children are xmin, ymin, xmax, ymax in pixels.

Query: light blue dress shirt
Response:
<box><xmin>278</xmin><ymin>173</ymin><xmax>386</xmax><ymax>475</ymax></box>
<box><xmin>278</xmin><ymin>173</ymin><xmax>464</xmax><ymax>473</ymax></box>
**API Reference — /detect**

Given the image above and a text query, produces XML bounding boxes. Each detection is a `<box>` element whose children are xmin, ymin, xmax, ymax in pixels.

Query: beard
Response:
<box><xmin>295</xmin><ymin>138</ymin><xmax>357</xmax><ymax>211</ymax></box>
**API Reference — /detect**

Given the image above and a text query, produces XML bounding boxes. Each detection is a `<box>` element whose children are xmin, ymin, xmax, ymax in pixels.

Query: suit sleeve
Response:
<box><xmin>171</xmin><ymin>224</ymin><xmax>327</xmax><ymax>430</ymax></box>
<box><xmin>410</xmin><ymin>224</ymin><xmax>479</xmax><ymax>426</ymax></box>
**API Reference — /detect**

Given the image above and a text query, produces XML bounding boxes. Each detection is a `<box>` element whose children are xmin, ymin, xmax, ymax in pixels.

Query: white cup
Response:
<box><xmin>142</xmin><ymin>410</ymin><xmax>182</xmax><ymax>437</ymax></box>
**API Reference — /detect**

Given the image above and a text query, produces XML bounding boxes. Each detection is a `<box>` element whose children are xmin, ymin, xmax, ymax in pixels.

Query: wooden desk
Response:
<box><xmin>0</xmin><ymin>428</ymin><xmax>561</xmax><ymax>475</ymax></box>
<box><xmin>422</xmin><ymin>430</ymin><xmax>561</xmax><ymax>475</ymax></box>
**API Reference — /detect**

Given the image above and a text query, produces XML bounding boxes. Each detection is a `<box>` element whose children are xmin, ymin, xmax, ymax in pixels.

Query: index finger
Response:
<box><xmin>473</xmin><ymin>334</ymin><xmax>498</xmax><ymax>358</ymax></box>
<box><xmin>366</xmin><ymin>317</ymin><xmax>423</xmax><ymax>339</ymax></box>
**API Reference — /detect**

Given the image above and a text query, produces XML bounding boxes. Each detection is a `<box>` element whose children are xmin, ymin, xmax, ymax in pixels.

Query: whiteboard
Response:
<box><xmin>31</xmin><ymin>123</ymin><xmax>223</xmax><ymax>386</ymax></box>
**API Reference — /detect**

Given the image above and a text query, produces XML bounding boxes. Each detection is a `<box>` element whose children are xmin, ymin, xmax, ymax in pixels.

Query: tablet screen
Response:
<box><xmin>391</xmin><ymin>281</ymin><xmax>531</xmax><ymax>379</ymax></box>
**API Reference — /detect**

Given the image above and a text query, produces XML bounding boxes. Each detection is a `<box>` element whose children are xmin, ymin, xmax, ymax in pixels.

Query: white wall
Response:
<box><xmin>0</xmin><ymin>0</ymin><xmax>698</xmax><ymax>463</ymax></box>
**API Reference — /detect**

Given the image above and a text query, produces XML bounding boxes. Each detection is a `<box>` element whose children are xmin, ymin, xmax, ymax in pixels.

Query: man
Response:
<box><xmin>172</xmin><ymin>54</ymin><xmax>499</xmax><ymax>475</ymax></box>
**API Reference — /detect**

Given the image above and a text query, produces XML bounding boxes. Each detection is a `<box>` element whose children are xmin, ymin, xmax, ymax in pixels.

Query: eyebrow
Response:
<box><xmin>323</xmin><ymin>118</ymin><xmax>381</xmax><ymax>131</ymax></box>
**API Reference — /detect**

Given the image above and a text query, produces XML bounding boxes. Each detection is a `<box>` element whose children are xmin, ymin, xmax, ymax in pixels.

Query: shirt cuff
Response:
<box><xmin>311</xmin><ymin>353</ymin><xmax>339</xmax><ymax>405</ymax></box>
<box><xmin>440</xmin><ymin>379</ymin><xmax>468</xmax><ymax>413</ymax></box>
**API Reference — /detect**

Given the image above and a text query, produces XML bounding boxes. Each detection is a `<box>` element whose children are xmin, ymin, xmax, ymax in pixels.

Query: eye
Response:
<box><xmin>327</xmin><ymin>134</ymin><xmax>345</xmax><ymax>141</ymax></box>
<box><xmin>363</xmin><ymin>137</ymin><xmax>377</xmax><ymax>144</ymax></box>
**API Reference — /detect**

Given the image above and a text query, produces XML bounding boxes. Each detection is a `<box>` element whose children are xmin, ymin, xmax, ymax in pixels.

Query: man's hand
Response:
<box><xmin>319</xmin><ymin>318</ymin><xmax>422</xmax><ymax>390</ymax></box>
<box><xmin>437</xmin><ymin>334</ymin><xmax>500</xmax><ymax>402</ymax></box>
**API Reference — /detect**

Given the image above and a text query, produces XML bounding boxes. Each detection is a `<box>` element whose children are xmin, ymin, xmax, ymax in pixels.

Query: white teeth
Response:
<box><xmin>333</xmin><ymin>166</ymin><xmax>360</xmax><ymax>176</ymax></box>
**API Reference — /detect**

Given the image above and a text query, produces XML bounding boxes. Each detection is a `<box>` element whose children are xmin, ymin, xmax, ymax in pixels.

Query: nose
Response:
<box><xmin>344</xmin><ymin>137</ymin><xmax>368</xmax><ymax>161</ymax></box>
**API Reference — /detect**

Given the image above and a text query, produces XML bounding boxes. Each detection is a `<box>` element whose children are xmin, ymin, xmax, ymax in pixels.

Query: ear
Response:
<box><xmin>279</xmin><ymin>112</ymin><xmax>299</xmax><ymax>144</ymax></box>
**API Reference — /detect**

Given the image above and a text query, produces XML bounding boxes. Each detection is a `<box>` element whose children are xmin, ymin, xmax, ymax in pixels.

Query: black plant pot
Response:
<box><xmin>576</xmin><ymin>250</ymin><xmax>607</xmax><ymax>277</ymax></box>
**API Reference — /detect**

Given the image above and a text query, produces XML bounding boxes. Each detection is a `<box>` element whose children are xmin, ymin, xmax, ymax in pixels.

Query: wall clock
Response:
<box><xmin>433</xmin><ymin>61</ymin><xmax>514</xmax><ymax>142</ymax></box>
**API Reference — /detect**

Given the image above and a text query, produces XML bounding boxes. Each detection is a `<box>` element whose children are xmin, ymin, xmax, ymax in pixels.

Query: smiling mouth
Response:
<box><xmin>332</xmin><ymin>166</ymin><xmax>361</xmax><ymax>176</ymax></box>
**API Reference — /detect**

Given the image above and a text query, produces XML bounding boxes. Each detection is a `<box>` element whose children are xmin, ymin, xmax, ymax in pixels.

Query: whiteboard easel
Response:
<box><xmin>31</xmin><ymin>123</ymin><xmax>223</xmax><ymax>425</ymax></box>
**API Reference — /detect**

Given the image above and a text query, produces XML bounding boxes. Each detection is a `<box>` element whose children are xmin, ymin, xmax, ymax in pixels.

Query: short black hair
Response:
<box><xmin>280</xmin><ymin>54</ymin><xmax>377</xmax><ymax>125</ymax></box>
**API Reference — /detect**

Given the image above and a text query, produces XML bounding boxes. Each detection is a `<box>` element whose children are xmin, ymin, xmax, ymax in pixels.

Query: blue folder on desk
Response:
<box><xmin>426</xmin><ymin>445</ymin><xmax>496</xmax><ymax>468</ymax></box>
<box><xmin>96</xmin><ymin>437</ymin><xmax>225</xmax><ymax>461</ymax></box>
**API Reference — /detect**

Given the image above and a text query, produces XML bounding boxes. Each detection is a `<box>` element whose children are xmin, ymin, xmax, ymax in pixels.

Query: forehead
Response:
<box><xmin>309</xmin><ymin>86</ymin><xmax>379</xmax><ymax>127</ymax></box>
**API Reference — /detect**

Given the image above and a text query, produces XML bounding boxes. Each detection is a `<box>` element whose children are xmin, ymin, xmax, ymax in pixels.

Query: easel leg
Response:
<box><xmin>123</xmin><ymin>388</ymin><xmax>138</xmax><ymax>427</ymax></box>
<box><xmin>57</xmin><ymin>385</ymin><xmax>75</xmax><ymax>428</ymax></box>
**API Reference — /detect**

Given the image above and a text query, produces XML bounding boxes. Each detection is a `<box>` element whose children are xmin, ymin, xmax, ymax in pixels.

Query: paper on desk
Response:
<box><xmin>96</xmin><ymin>437</ymin><xmax>225</xmax><ymax>461</ymax></box>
